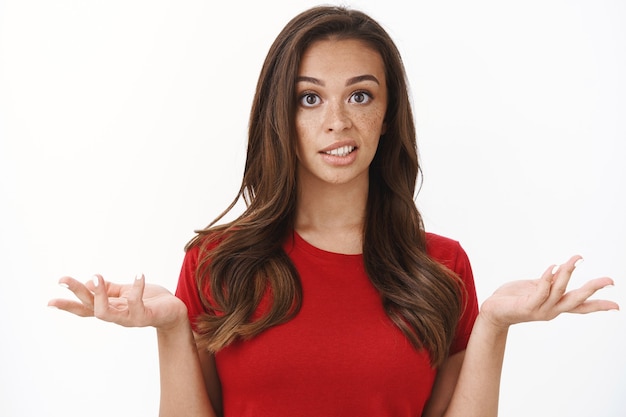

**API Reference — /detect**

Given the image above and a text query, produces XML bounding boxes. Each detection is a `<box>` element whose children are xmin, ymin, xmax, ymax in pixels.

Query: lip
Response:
<box><xmin>319</xmin><ymin>142</ymin><xmax>358</xmax><ymax>166</ymax></box>
<box><xmin>319</xmin><ymin>140</ymin><xmax>358</xmax><ymax>154</ymax></box>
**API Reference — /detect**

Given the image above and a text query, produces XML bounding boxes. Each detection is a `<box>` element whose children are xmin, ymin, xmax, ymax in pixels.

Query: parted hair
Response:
<box><xmin>186</xmin><ymin>5</ymin><xmax>464</xmax><ymax>367</ymax></box>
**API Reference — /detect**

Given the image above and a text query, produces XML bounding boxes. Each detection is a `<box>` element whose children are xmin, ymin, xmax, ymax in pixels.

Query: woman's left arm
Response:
<box><xmin>421</xmin><ymin>351</ymin><xmax>465</xmax><ymax>417</ymax></box>
<box><xmin>439</xmin><ymin>255</ymin><xmax>618</xmax><ymax>417</ymax></box>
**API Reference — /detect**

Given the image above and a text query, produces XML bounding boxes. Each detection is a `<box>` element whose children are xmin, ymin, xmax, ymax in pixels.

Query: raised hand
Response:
<box><xmin>480</xmin><ymin>255</ymin><xmax>619</xmax><ymax>329</ymax></box>
<box><xmin>48</xmin><ymin>274</ymin><xmax>188</xmax><ymax>331</ymax></box>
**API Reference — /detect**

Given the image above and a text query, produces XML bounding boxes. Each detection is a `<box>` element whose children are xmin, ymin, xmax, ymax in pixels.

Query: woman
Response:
<box><xmin>48</xmin><ymin>6</ymin><xmax>618</xmax><ymax>417</ymax></box>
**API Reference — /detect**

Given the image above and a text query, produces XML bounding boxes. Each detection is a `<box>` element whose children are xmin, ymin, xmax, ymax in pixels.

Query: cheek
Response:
<box><xmin>295</xmin><ymin>111</ymin><xmax>320</xmax><ymax>145</ymax></box>
<box><xmin>295</xmin><ymin>110</ymin><xmax>309</xmax><ymax>134</ymax></box>
<box><xmin>294</xmin><ymin>114</ymin><xmax>312</xmax><ymax>159</ymax></box>
<box><xmin>357</xmin><ymin>107</ymin><xmax>386</xmax><ymax>135</ymax></box>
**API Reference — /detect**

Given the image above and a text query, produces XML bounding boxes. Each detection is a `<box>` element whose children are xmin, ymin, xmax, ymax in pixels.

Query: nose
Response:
<box><xmin>324</xmin><ymin>100</ymin><xmax>352</xmax><ymax>132</ymax></box>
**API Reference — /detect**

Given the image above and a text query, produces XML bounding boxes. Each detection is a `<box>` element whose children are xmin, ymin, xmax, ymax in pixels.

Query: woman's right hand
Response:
<box><xmin>48</xmin><ymin>274</ymin><xmax>188</xmax><ymax>331</ymax></box>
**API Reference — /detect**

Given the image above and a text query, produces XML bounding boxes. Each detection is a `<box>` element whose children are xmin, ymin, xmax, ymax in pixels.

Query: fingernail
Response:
<box><xmin>135</xmin><ymin>273</ymin><xmax>143</xmax><ymax>281</ymax></box>
<box><xmin>551</xmin><ymin>265</ymin><xmax>559</xmax><ymax>275</ymax></box>
<box><xmin>574</xmin><ymin>258</ymin><xmax>584</xmax><ymax>268</ymax></box>
<box><xmin>92</xmin><ymin>275</ymin><xmax>99</xmax><ymax>287</ymax></box>
<box><xmin>58</xmin><ymin>282</ymin><xmax>69</xmax><ymax>289</ymax></box>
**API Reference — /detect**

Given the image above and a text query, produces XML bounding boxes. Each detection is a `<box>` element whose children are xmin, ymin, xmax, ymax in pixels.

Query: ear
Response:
<box><xmin>381</xmin><ymin>121</ymin><xmax>388</xmax><ymax>135</ymax></box>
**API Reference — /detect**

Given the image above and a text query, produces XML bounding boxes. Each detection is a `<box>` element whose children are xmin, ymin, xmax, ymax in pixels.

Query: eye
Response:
<box><xmin>299</xmin><ymin>93</ymin><xmax>321</xmax><ymax>107</ymax></box>
<box><xmin>349</xmin><ymin>91</ymin><xmax>372</xmax><ymax>104</ymax></box>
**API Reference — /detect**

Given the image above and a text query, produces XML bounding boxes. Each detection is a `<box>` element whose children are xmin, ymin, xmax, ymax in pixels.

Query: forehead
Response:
<box><xmin>298</xmin><ymin>38</ymin><xmax>385</xmax><ymax>80</ymax></box>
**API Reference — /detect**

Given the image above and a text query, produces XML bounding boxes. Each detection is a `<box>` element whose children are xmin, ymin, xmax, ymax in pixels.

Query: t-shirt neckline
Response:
<box><xmin>290</xmin><ymin>230</ymin><xmax>363</xmax><ymax>261</ymax></box>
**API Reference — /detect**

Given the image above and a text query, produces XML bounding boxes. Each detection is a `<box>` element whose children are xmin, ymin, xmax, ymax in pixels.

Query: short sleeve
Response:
<box><xmin>448</xmin><ymin>244</ymin><xmax>479</xmax><ymax>355</ymax></box>
<box><xmin>174</xmin><ymin>244</ymin><xmax>206</xmax><ymax>332</ymax></box>
<box><xmin>425</xmin><ymin>233</ymin><xmax>479</xmax><ymax>355</ymax></box>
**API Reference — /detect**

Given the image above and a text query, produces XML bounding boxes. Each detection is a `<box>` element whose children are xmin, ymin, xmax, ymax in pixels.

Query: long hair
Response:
<box><xmin>187</xmin><ymin>6</ymin><xmax>464</xmax><ymax>367</ymax></box>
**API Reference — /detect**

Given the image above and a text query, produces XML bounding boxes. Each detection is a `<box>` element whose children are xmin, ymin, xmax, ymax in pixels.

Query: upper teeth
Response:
<box><xmin>325</xmin><ymin>146</ymin><xmax>355</xmax><ymax>157</ymax></box>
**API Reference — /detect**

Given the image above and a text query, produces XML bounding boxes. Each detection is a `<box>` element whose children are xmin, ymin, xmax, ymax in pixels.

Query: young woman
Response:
<box><xmin>48</xmin><ymin>6</ymin><xmax>618</xmax><ymax>417</ymax></box>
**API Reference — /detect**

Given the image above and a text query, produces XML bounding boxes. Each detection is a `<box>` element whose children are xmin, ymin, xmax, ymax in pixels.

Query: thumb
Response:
<box><xmin>127</xmin><ymin>273</ymin><xmax>146</xmax><ymax>323</ymax></box>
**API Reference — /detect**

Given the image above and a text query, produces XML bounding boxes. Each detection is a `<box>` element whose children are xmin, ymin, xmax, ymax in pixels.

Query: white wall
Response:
<box><xmin>1</xmin><ymin>0</ymin><xmax>624</xmax><ymax>416</ymax></box>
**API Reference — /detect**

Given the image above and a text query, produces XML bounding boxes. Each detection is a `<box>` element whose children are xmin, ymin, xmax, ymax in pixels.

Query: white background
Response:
<box><xmin>1</xmin><ymin>0</ymin><xmax>624</xmax><ymax>416</ymax></box>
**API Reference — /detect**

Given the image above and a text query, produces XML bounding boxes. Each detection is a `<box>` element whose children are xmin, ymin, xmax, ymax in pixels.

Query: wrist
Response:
<box><xmin>157</xmin><ymin>317</ymin><xmax>192</xmax><ymax>340</ymax></box>
<box><xmin>157</xmin><ymin>300</ymin><xmax>190</xmax><ymax>335</ymax></box>
<box><xmin>474</xmin><ymin>312</ymin><xmax>511</xmax><ymax>339</ymax></box>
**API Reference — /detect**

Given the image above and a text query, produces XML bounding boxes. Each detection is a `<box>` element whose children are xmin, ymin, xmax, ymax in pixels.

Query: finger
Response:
<box><xmin>92</xmin><ymin>274</ymin><xmax>113</xmax><ymax>321</ymax></box>
<box><xmin>528</xmin><ymin>265</ymin><xmax>557</xmax><ymax>308</ymax></box>
<box><xmin>557</xmin><ymin>277</ymin><xmax>617</xmax><ymax>312</ymax></box>
<box><xmin>48</xmin><ymin>298</ymin><xmax>94</xmax><ymax>317</ymax></box>
<box><xmin>59</xmin><ymin>276</ymin><xmax>94</xmax><ymax>308</ymax></box>
<box><xmin>541</xmin><ymin>264</ymin><xmax>558</xmax><ymax>282</ymax></box>
<box><xmin>547</xmin><ymin>255</ymin><xmax>583</xmax><ymax>305</ymax></box>
<box><xmin>85</xmin><ymin>278</ymin><xmax>124</xmax><ymax>298</ymax></box>
<box><xmin>127</xmin><ymin>273</ymin><xmax>146</xmax><ymax>321</ymax></box>
<box><xmin>569</xmin><ymin>299</ymin><xmax>620</xmax><ymax>314</ymax></box>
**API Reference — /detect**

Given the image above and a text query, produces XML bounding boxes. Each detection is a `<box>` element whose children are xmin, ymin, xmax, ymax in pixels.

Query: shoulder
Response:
<box><xmin>186</xmin><ymin>231</ymin><xmax>227</xmax><ymax>256</ymax></box>
<box><xmin>427</xmin><ymin>233</ymin><xmax>480</xmax><ymax>355</ymax></box>
<box><xmin>425</xmin><ymin>232</ymin><xmax>471</xmax><ymax>276</ymax></box>
<box><xmin>179</xmin><ymin>232</ymin><xmax>226</xmax><ymax>275</ymax></box>
<box><xmin>425</xmin><ymin>232</ymin><xmax>462</xmax><ymax>260</ymax></box>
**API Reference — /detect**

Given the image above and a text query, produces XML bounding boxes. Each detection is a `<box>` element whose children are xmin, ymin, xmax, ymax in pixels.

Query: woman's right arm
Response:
<box><xmin>49</xmin><ymin>274</ymin><xmax>219</xmax><ymax>417</ymax></box>
<box><xmin>157</xmin><ymin>322</ymin><xmax>218</xmax><ymax>417</ymax></box>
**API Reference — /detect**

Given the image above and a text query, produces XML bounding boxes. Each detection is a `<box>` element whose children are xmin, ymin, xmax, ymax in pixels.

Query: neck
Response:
<box><xmin>294</xmin><ymin>172</ymin><xmax>369</xmax><ymax>254</ymax></box>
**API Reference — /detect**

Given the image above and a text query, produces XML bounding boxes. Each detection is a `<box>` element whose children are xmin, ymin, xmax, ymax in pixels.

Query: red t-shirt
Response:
<box><xmin>175</xmin><ymin>231</ymin><xmax>479</xmax><ymax>417</ymax></box>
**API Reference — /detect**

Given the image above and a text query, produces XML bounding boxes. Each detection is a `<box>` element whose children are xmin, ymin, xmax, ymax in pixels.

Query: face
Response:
<box><xmin>295</xmin><ymin>38</ymin><xmax>388</xmax><ymax>188</ymax></box>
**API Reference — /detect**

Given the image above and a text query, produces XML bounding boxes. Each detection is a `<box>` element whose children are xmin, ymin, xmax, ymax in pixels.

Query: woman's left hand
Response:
<box><xmin>480</xmin><ymin>255</ymin><xmax>619</xmax><ymax>330</ymax></box>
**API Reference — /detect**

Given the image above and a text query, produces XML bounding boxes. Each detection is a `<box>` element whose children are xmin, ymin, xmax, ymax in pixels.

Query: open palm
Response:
<box><xmin>480</xmin><ymin>255</ymin><xmax>617</xmax><ymax>329</ymax></box>
<box><xmin>48</xmin><ymin>274</ymin><xmax>188</xmax><ymax>330</ymax></box>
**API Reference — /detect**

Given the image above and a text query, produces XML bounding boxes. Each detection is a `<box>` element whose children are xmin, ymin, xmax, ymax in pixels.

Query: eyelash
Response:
<box><xmin>299</xmin><ymin>92</ymin><xmax>321</xmax><ymax>107</ymax></box>
<box><xmin>349</xmin><ymin>90</ymin><xmax>373</xmax><ymax>104</ymax></box>
<box><xmin>298</xmin><ymin>90</ymin><xmax>373</xmax><ymax>107</ymax></box>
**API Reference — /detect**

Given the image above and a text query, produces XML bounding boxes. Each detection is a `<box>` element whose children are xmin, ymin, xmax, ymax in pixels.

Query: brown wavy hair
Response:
<box><xmin>187</xmin><ymin>5</ymin><xmax>464</xmax><ymax>367</ymax></box>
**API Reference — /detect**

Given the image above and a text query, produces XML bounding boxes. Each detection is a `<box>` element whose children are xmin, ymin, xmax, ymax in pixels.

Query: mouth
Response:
<box><xmin>322</xmin><ymin>145</ymin><xmax>356</xmax><ymax>157</ymax></box>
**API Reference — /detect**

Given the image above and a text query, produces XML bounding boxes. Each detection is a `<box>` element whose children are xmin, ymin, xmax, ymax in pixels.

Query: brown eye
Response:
<box><xmin>300</xmin><ymin>93</ymin><xmax>321</xmax><ymax>107</ymax></box>
<box><xmin>349</xmin><ymin>91</ymin><xmax>372</xmax><ymax>104</ymax></box>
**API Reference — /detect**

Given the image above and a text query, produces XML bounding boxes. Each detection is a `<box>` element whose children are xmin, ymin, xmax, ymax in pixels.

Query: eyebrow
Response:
<box><xmin>295</xmin><ymin>74</ymin><xmax>380</xmax><ymax>87</ymax></box>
